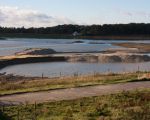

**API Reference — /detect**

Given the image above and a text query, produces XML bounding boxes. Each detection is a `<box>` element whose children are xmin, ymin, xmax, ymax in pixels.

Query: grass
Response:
<box><xmin>0</xmin><ymin>72</ymin><xmax>149</xmax><ymax>96</ymax></box>
<box><xmin>1</xmin><ymin>89</ymin><xmax>150</xmax><ymax>120</ymax></box>
<box><xmin>0</xmin><ymin>111</ymin><xmax>10</xmax><ymax>120</ymax></box>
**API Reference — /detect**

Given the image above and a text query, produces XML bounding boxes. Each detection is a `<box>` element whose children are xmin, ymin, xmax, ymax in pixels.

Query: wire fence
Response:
<box><xmin>39</xmin><ymin>66</ymin><xmax>150</xmax><ymax>79</ymax></box>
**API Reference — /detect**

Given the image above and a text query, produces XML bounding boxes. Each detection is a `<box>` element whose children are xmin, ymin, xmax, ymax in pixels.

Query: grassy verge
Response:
<box><xmin>0</xmin><ymin>72</ymin><xmax>149</xmax><ymax>96</ymax></box>
<box><xmin>1</xmin><ymin>89</ymin><xmax>150</xmax><ymax>120</ymax></box>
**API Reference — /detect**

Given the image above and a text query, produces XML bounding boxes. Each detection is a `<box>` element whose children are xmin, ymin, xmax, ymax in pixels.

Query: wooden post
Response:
<box><xmin>42</xmin><ymin>73</ymin><xmax>44</xmax><ymax>79</ymax></box>
<box><xmin>108</xmin><ymin>69</ymin><xmax>110</xmax><ymax>74</ymax></box>
<box><xmin>34</xmin><ymin>102</ymin><xmax>37</xmax><ymax>120</ymax></box>
<box><xmin>17</xmin><ymin>108</ymin><xmax>20</xmax><ymax>120</ymax></box>
<box><xmin>2</xmin><ymin>105</ymin><xmax>5</xmax><ymax>112</ymax></box>
<box><xmin>34</xmin><ymin>102</ymin><xmax>37</xmax><ymax>111</ymax></box>
<box><xmin>138</xmin><ymin>66</ymin><xmax>140</xmax><ymax>72</ymax></box>
<box><xmin>60</xmin><ymin>72</ymin><xmax>61</xmax><ymax>77</ymax></box>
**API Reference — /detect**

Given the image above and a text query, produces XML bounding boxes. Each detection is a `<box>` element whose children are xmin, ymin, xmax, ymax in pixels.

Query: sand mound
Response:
<box><xmin>16</xmin><ymin>48</ymin><xmax>56</xmax><ymax>55</ymax></box>
<box><xmin>122</xmin><ymin>55</ymin><xmax>150</xmax><ymax>63</ymax></box>
<box><xmin>68</xmin><ymin>55</ymin><xmax>98</xmax><ymax>63</ymax></box>
<box><xmin>72</xmin><ymin>41</ymin><xmax>84</xmax><ymax>43</ymax></box>
<box><xmin>68</xmin><ymin>54</ymin><xmax>150</xmax><ymax>63</ymax></box>
<box><xmin>101</xmin><ymin>54</ymin><xmax>150</xmax><ymax>63</ymax></box>
<box><xmin>98</xmin><ymin>55</ymin><xmax>122</xmax><ymax>63</ymax></box>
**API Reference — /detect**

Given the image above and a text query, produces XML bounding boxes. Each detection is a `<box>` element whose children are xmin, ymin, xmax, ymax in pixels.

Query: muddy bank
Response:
<box><xmin>0</xmin><ymin>55</ymin><xmax>67</xmax><ymax>70</ymax></box>
<box><xmin>0</xmin><ymin>53</ymin><xmax>150</xmax><ymax>70</ymax></box>
<box><xmin>99</xmin><ymin>54</ymin><xmax>150</xmax><ymax>63</ymax></box>
<box><xmin>67</xmin><ymin>55</ymin><xmax>99</xmax><ymax>63</ymax></box>
<box><xmin>0</xmin><ymin>50</ymin><xmax>150</xmax><ymax>70</ymax></box>
<box><xmin>15</xmin><ymin>48</ymin><xmax>56</xmax><ymax>55</ymax></box>
<box><xmin>67</xmin><ymin>53</ymin><xmax>150</xmax><ymax>63</ymax></box>
<box><xmin>113</xmin><ymin>43</ymin><xmax>150</xmax><ymax>53</ymax></box>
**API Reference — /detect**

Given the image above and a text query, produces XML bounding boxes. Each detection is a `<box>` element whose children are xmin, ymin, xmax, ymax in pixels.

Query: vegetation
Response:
<box><xmin>0</xmin><ymin>72</ymin><xmax>149</xmax><ymax>96</ymax></box>
<box><xmin>1</xmin><ymin>89</ymin><xmax>150</xmax><ymax>120</ymax></box>
<box><xmin>0</xmin><ymin>111</ymin><xmax>10</xmax><ymax>120</ymax></box>
<box><xmin>1</xmin><ymin>23</ymin><xmax>150</xmax><ymax>39</ymax></box>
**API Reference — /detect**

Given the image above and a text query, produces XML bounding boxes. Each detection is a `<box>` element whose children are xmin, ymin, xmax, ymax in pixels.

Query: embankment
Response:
<box><xmin>0</xmin><ymin>56</ymin><xmax>67</xmax><ymax>70</ymax></box>
<box><xmin>67</xmin><ymin>54</ymin><xmax>150</xmax><ymax>63</ymax></box>
<box><xmin>0</xmin><ymin>53</ymin><xmax>150</xmax><ymax>70</ymax></box>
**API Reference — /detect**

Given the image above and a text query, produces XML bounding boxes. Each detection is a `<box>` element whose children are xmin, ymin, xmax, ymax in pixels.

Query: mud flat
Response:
<box><xmin>15</xmin><ymin>48</ymin><xmax>56</xmax><ymax>55</ymax></box>
<box><xmin>67</xmin><ymin>53</ymin><xmax>150</xmax><ymax>63</ymax></box>
<box><xmin>0</xmin><ymin>48</ymin><xmax>66</xmax><ymax>69</ymax></box>
<box><xmin>113</xmin><ymin>43</ymin><xmax>150</xmax><ymax>53</ymax></box>
<box><xmin>0</xmin><ymin>55</ymin><xmax>67</xmax><ymax>70</ymax></box>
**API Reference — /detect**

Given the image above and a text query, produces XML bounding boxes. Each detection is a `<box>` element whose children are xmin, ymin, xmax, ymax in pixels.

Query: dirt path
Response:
<box><xmin>0</xmin><ymin>81</ymin><xmax>150</xmax><ymax>105</ymax></box>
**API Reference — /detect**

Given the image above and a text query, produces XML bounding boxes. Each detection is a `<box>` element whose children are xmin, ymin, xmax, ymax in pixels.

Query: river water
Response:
<box><xmin>0</xmin><ymin>38</ymin><xmax>150</xmax><ymax>77</ymax></box>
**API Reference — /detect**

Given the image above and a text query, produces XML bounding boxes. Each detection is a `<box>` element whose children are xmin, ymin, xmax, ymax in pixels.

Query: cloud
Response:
<box><xmin>115</xmin><ymin>8</ymin><xmax>150</xmax><ymax>18</ymax></box>
<box><xmin>0</xmin><ymin>6</ymin><xmax>75</xmax><ymax>28</ymax></box>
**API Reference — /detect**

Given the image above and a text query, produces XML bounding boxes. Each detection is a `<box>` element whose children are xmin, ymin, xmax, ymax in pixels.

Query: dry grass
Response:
<box><xmin>0</xmin><ymin>72</ymin><xmax>149</xmax><ymax>95</ymax></box>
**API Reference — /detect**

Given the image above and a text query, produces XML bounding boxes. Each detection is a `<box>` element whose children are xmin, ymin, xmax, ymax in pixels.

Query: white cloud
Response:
<box><xmin>0</xmin><ymin>6</ymin><xmax>75</xmax><ymax>28</ymax></box>
<box><xmin>115</xmin><ymin>8</ymin><xmax>150</xmax><ymax>18</ymax></box>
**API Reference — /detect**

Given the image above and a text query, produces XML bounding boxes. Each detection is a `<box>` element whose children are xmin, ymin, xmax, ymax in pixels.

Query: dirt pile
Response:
<box><xmin>15</xmin><ymin>48</ymin><xmax>56</xmax><ymax>55</ymax></box>
<box><xmin>68</xmin><ymin>55</ymin><xmax>98</xmax><ymax>63</ymax></box>
<box><xmin>122</xmin><ymin>54</ymin><xmax>150</xmax><ymax>63</ymax></box>
<box><xmin>68</xmin><ymin>54</ymin><xmax>150</xmax><ymax>63</ymax></box>
<box><xmin>98</xmin><ymin>55</ymin><xmax>122</xmax><ymax>63</ymax></box>
<box><xmin>98</xmin><ymin>53</ymin><xmax>150</xmax><ymax>63</ymax></box>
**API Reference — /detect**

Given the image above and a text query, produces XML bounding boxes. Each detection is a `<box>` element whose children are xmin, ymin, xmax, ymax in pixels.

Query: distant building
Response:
<box><xmin>72</xmin><ymin>31</ymin><xmax>80</xmax><ymax>36</ymax></box>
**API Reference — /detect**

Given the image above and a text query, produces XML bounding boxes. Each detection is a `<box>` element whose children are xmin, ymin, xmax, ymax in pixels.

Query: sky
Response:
<box><xmin>0</xmin><ymin>0</ymin><xmax>150</xmax><ymax>27</ymax></box>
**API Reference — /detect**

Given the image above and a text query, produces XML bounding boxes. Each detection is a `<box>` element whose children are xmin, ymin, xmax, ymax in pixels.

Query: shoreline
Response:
<box><xmin>1</xmin><ymin>34</ymin><xmax>150</xmax><ymax>40</ymax></box>
<box><xmin>0</xmin><ymin>55</ymin><xmax>67</xmax><ymax>70</ymax></box>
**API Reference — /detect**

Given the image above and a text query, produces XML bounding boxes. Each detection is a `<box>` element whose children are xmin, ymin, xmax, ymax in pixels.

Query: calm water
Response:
<box><xmin>1</xmin><ymin>62</ymin><xmax>150</xmax><ymax>77</ymax></box>
<box><xmin>0</xmin><ymin>38</ymin><xmax>150</xmax><ymax>77</ymax></box>
<box><xmin>0</xmin><ymin>38</ymin><xmax>116</xmax><ymax>56</ymax></box>
<box><xmin>1</xmin><ymin>38</ymin><xmax>150</xmax><ymax>56</ymax></box>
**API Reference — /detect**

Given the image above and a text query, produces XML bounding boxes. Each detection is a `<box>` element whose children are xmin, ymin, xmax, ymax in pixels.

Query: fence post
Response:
<box><xmin>2</xmin><ymin>105</ymin><xmax>5</xmax><ymax>112</ymax></box>
<box><xmin>42</xmin><ymin>73</ymin><xmax>44</xmax><ymax>79</ymax></box>
<box><xmin>138</xmin><ymin>66</ymin><xmax>140</xmax><ymax>73</ymax></box>
<box><xmin>108</xmin><ymin>69</ymin><xmax>110</xmax><ymax>74</ymax></box>
<box><xmin>17</xmin><ymin>108</ymin><xmax>20</xmax><ymax>120</ymax></box>
<box><xmin>34</xmin><ymin>102</ymin><xmax>37</xmax><ymax>120</ymax></box>
<box><xmin>60</xmin><ymin>72</ymin><xmax>62</xmax><ymax>77</ymax></box>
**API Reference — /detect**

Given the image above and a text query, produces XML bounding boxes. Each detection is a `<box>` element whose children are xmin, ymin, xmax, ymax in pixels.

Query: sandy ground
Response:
<box><xmin>0</xmin><ymin>81</ymin><xmax>149</xmax><ymax>105</ymax></box>
<box><xmin>113</xmin><ymin>43</ymin><xmax>150</xmax><ymax>53</ymax></box>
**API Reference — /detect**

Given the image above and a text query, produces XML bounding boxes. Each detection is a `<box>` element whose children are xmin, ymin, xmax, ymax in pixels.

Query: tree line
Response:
<box><xmin>0</xmin><ymin>23</ymin><xmax>150</xmax><ymax>36</ymax></box>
